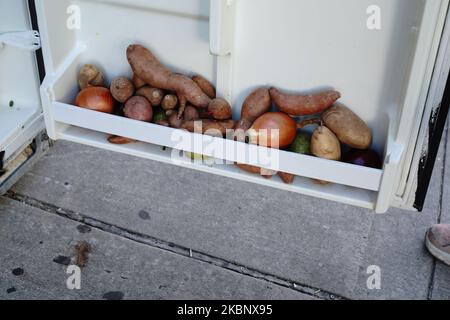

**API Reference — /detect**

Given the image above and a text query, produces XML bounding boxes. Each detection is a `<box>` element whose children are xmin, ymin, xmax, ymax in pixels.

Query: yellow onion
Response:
<box><xmin>76</xmin><ymin>87</ymin><xmax>115</xmax><ymax>114</ymax></box>
<box><xmin>249</xmin><ymin>112</ymin><xmax>297</xmax><ymax>148</ymax></box>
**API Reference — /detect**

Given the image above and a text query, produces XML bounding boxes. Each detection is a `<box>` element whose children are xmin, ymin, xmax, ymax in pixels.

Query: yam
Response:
<box><xmin>137</xmin><ymin>86</ymin><xmax>165</xmax><ymax>107</ymax></box>
<box><xmin>184</xmin><ymin>106</ymin><xmax>200</xmax><ymax>121</ymax></box>
<box><xmin>235</xmin><ymin>163</ymin><xmax>276</xmax><ymax>178</ymax></box>
<box><xmin>207</xmin><ymin>98</ymin><xmax>232</xmax><ymax>120</ymax></box>
<box><xmin>235</xmin><ymin>88</ymin><xmax>272</xmax><ymax>141</ymax></box>
<box><xmin>132</xmin><ymin>73</ymin><xmax>146</xmax><ymax>89</ymax></box>
<box><xmin>321</xmin><ymin>104</ymin><xmax>372</xmax><ymax>150</ymax></box>
<box><xmin>181</xmin><ymin>120</ymin><xmax>227</xmax><ymax>137</ymax></box>
<box><xmin>270</xmin><ymin>87</ymin><xmax>341</xmax><ymax>116</ymax></box>
<box><xmin>192</xmin><ymin>75</ymin><xmax>216</xmax><ymax>99</ymax></box>
<box><xmin>127</xmin><ymin>45</ymin><xmax>211</xmax><ymax>109</ymax></box>
<box><xmin>108</xmin><ymin>135</ymin><xmax>136</xmax><ymax>145</ymax></box>
<box><xmin>278</xmin><ymin>172</ymin><xmax>295</xmax><ymax>184</ymax></box>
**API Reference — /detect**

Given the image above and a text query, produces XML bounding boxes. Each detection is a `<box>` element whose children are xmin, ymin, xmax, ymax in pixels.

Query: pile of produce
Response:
<box><xmin>231</xmin><ymin>86</ymin><xmax>381</xmax><ymax>184</ymax></box>
<box><xmin>75</xmin><ymin>44</ymin><xmax>233</xmax><ymax>144</ymax></box>
<box><xmin>74</xmin><ymin>44</ymin><xmax>382</xmax><ymax>185</ymax></box>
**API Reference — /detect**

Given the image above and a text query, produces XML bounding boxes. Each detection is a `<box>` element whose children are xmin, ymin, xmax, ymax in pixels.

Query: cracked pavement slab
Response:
<box><xmin>0</xmin><ymin>197</ymin><xmax>315</xmax><ymax>300</ymax></box>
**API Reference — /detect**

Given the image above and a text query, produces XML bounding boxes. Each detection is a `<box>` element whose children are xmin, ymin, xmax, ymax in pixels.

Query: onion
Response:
<box><xmin>343</xmin><ymin>149</ymin><xmax>382</xmax><ymax>169</ymax></box>
<box><xmin>76</xmin><ymin>87</ymin><xmax>115</xmax><ymax>113</ymax></box>
<box><xmin>249</xmin><ymin>112</ymin><xmax>297</xmax><ymax>148</ymax></box>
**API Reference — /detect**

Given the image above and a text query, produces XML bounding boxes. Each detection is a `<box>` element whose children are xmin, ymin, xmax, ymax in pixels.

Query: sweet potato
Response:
<box><xmin>123</xmin><ymin>96</ymin><xmax>153</xmax><ymax>122</ymax></box>
<box><xmin>235</xmin><ymin>163</ymin><xmax>276</xmax><ymax>178</ymax></box>
<box><xmin>233</xmin><ymin>119</ymin><xmax>252</xmax><ymax>142</ymax></box>
<box><xmin>184</xmin><ymin>105</ymin><xmax>200</xmax><ymax>121</ymax></box>
<box><xmin>192</xmin><ymin>75</ymin><xmax>216</xmax><ymax>99</ymax></box>
<box><xmin>169</xmin><ymin>73</ymin><xmax>210</xmax><ymax>108</ymax></box>
<box><xmin>220</xmin><ymin>119</ymin><xmax>236</xmax><ymax>130</ymax></box>
<box><xmin>181</xmin><ymin>120</ymin><xmax>227</xmax><ymax>137</ymax></box>
<box><xmin>270</xmin><ymin>88</ymin><xmax>341</xmax><ymax>116</ymax></box>
<box><xmin>321</xmin><ymin>104</ymin><xmax>372</xmax><ymax>150</ymax></box>
<box><xmin>110</xmin><ymin>77</ymin><xmax>134</xmax><ymax>103</ymax></box>
<box><xmin>278</xmin><ymin>172</ymin><xmax>295</xmax><ymax>184</ymax></box>
<box><xmin>177</xmin><ymin>94</ymin><xmax>188</xmax><ymax>119</ymax></box>
<box><xmin>78</xmin><ymin>64</ymin><xmax>105</xmax><ymax>89</ymax></box>
<box><xmin>127</xmin><ymin>45</ymin><xmax>211</xmax><ymax>110</ymax></box>
<box><xmin>241</xmin><ymin>88</ymin><xmax>272</xmax><ymax>122</ymax></box>
<box><xmin>136</xmin><ymin>86</ymin><xmax>164</xmax><ymax>107</ymax></box>
<box><xmin>108</xmin><ymin>135</ymin><xmax>136</xmax><ymax>145</ymax></box>
<box><xmin>132</xmin><ymin>73</ymin><xmax>146</xmax><ymax>89</ymax></box>
<box><xmin>198</xmin><ymin>108</ymin><xmax>212</xmax><ymax>119</ymax></box>
<box><xmin>234</xmin><ymin>88</ymin><xmax>272</xmax><ymax>141</ymax></box>
<box><xmin>207</xmin><ymin>98</ymin><xmax>232</xmax><ymax>120</ymax></box>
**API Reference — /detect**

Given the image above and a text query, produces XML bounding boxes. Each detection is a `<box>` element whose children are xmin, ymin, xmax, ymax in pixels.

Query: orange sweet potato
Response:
<box><xmin>136</xmin><ymin>86</ymin><xmax>165</xmax><ymax>107</ymax></box>
<box><xmin>207</xmin><ymin>98</ymin><xmax>232</xmax><ymax>120</ymax></box>
<box><xmin>127</xmin><ymin>45</ymin><xmax>211</xmax><ymax>112</ymax></box>
<box><xmin>270</xmin><ymin>87</ymin><xmax>341</xmax><ymax>116</ymax></box>
<box><xmin>108</xmin><ymin>135</ymin><xmax>137</xmax><ymax>145</ymax></box>
<box><xmin>278</xmin><ymin>172</ymin><xmax>295</xmax><ymax>184</ymax></box>
<box><xmin>234</xmin><ymin>88</ymin><xmax>272</xmax><ymax>141</ymax></box>
<box><xmin>321</xmin><ymin>104</ymin><xmax>372</xmax><ymax>150</ymax></box>
<box><xmin>132</xmin><ymin>73</ymin><xmax>146</xmax><ymax>90</ymax></box>
<box><xmin>235</xmin><ymin>163</ymin><xmax>276</xmax><ymax>179</ymax></box>
<box><xmin>192</xmin><ymin>75</ymin><xmax>216</xmax><ymax>99</ymax></box>
<box><xmin>181</xmin><ymin>120</ymin><xmax>227</xmax><ymax>137</ymax></box>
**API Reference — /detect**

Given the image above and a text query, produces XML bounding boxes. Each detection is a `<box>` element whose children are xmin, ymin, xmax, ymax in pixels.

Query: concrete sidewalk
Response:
<box><xmin>0</xmin><ymin>126</ymin><xmax>449</xmax><ymax>300</ymax></box>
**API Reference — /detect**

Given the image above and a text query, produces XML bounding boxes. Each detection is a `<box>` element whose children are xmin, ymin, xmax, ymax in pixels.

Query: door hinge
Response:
<box><xmin>0</xmin><ymin>30</ymin><xmax>41</xmax><ymax>51</ymax></box>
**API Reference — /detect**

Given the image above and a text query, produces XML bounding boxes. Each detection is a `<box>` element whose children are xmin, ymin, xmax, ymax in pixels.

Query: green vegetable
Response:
<box><xmin>289</xmin><ymin>133</ymin><xmax>311</xmax><ymax>155</ymax></box>
<box><xmin>153</xmin><ymin>107</ymin><xmax>167</xmax><ymax>123</ymax></box>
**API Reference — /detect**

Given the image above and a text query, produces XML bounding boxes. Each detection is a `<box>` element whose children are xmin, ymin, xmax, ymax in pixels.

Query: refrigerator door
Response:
<box><xmin>0</xmin><ymin>0</ymin><xmax>48</xmax><ymax>195</ymax></box>
<box><xmin>210</xmin><ymin>0</ymin><xmax>450</xmax><ymax>213</ymax></box>
<box><xmin>31</xmin><ymin>0</ymin><xmax>449</xmax><ymax>213</ymax></box>
<box><xmin>394</xmin><ymin>12</ymin><xmax>450</xmax><ymax>212</ymax></box>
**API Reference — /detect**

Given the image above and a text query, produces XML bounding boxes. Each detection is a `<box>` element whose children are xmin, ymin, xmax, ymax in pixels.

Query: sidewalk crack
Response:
<box><xmin>5</xmin><ymin>191</ymin><xmax>347</xmax><ymax>301</ymax></box>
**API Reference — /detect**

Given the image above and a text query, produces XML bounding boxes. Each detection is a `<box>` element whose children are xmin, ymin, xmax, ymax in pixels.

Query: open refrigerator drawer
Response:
<box><xmin>1</xmin><ymin>0</ymin><xmax>450</xmax><ymax>213</ymax></box>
